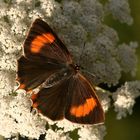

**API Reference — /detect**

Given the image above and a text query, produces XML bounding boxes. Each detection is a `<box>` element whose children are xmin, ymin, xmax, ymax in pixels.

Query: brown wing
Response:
<box><xmin>31</xmin><ymin>72</ymin><xmax>104</xmax><ymax>124</ymax></box>
<box><xmin>24</xmin><ymin>18</ymin><xmax>72</xmax><ymax>64</ymax></box>
<box><xmin>31</xmin><ymin>77</ymin><xmax>70</xmax><ymax>120</ymax></box>
<box><xmin>17</xmin><ymin>56</ymin><xmax>63</xmax><ymax>91</ymax></box>
<box><xmin>65</xmin><ymin>73</ymin><xmax>104</xmax><ymax>124</ymax></box>
<box><xmin>17</xmin><ymin>18</ymin><xmax>72</xmax><ymax>91</ymax></box>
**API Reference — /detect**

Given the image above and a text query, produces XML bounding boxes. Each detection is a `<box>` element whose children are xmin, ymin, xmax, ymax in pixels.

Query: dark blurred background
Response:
<box><xmin>104</xmin><ymin>0</ymin><xmax>140</xmax><ymax>140</ymax></box>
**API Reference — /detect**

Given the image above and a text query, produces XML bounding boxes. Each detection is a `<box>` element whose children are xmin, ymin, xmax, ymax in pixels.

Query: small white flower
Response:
<box><xmin>107</xmin><ymin>0</ymin><xmax>133</xmax><ymax>25</ymax></box>
<box><xmin>117</xmin><ymin>42</ymin><xmax>138</xmax><ymax>76</ymax></box>
<box><xmin>0</xmin><ymin>92</ymin><xmax>46</xmax><ymax>139</ymax></box>
<box><xmin>56</xmin><ymin>119</ymin><xmax>80</xmax><ymax>132</ymax></box>
<box><xmin>0</xmin><ymin>71</ymin><xmax>16</xmax><ymax>96</ymax></box>
<box><xmin>45</xmin><ymin>129</ymin><xmax>69</xmax><ymax>140</ymax></box>
<box><xmin>62</xmin><ymin>1</ymin><xmax>82</xmax><ymax>21</ymax></box>
<box><xmin>0</xmin><ymin>54</ymin><xmax>17</xmax><ymax>71</ymax></box>
<box><xmin>78</xmin><ymin>125</ymin><xmax>106</xmax><ymax>140</ymax></box>
<box><xmin>113</xmin><ymin>81</ymin><xmax>140</xmax><ymax>119</ymax></box>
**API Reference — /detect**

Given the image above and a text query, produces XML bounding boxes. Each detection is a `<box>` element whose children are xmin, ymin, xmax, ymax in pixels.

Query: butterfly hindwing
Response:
<box><xmin>31</xmin><ymin>72</ymin><xmax>104</xmax><ymax>124</ymax></box>
<box><xmin>24</xmin><ymin>18</ymin><xmax>72</xmax><ymax>63</ymax></box>
<box><xmin>31</xmin><ymin>77</ymin><xmax>70</xmax><ymax>120</ymax></box>
<box><xmin>65</xmin><ymin>73</ymin><xmax>104</xmax><ymax>124</ymax></box>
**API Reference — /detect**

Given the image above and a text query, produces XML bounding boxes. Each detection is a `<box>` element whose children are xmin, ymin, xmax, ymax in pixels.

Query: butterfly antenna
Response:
<box><xmin>78</xmin><ymin>42</ymin><xmax>86</xmax><ymax>66</ymax></box>
<box><xmin>77</xmin><ymin>43</ymin><xmax>97</xmax><ymax>81</ymax></box>
<box><xmin>32</xmin><ymin>0</ymin><xmax>35</xmax><ymax>10</ymax></box>
<box><xmin>81</xmin><ymin>68</ymin><xmax>96</xmax><ymax>80</ymax></box>
<box><xmin>31</xmin><ymin>0</ymin><xmax>38</xmax><ymax>13</ymax></box>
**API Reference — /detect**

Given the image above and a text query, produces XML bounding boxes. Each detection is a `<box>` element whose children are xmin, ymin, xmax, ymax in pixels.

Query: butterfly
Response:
<box><xmin>17</xmin><ymin>18</ymin><xmax>104</xmax><ymax>124</ymax></box>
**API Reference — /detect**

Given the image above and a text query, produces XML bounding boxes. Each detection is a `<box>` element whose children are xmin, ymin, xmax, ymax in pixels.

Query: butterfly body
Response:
<box><xmin>17</xmin><ymin>18</ymin><xmax>104</xmax><ymax>124</ymax></box>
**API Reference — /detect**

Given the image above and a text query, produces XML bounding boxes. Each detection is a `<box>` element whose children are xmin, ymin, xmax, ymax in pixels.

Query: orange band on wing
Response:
<box><xmin>18</xmin><ymin>84</ymin><xmax>26</xmax><ymax>89</ymax></box>
<box><xmin>32</xmin><ymin>102</ymin><xmax>39</xmax><ymax>108</ymax></box>
<box><xmin>70</xmin><ymin>98</ymin><xmax>97</xmax><ymax>117</ymax></box>
<box><xmin>31</xmin><ymin>33</ymin><xmax>55</xmax><ymax>53</ymax></box>
<box><xmin>31</xmin><ymin>93</ymin><xmax>38</xmax><ymax>101</ymax></box>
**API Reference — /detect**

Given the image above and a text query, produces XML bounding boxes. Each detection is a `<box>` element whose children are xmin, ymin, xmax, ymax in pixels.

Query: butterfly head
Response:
<box><xmin>69</xmin><ymin>64</ymin><xmax>80</xmax><ymax>73</ymax></box>
<box><xmin>74</xmin><ymin>64</ymin><xmax>80</xmax><ymax>71</ymax></box>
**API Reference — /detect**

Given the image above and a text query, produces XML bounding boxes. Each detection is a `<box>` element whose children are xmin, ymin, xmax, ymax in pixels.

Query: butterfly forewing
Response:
<box><xmin>17</xmin><ymin>56</ymin><xmax>64</xmax><ymax>91</ymax></box>
<box><xmin>24</xmin><ymin>18</ymin><xmax>72</xmax><ymax>64</ymax></box>
<box><xmin>17</xmin><ymin>19</ymin><xmax>72</xmax><ymax>91</ymax></box>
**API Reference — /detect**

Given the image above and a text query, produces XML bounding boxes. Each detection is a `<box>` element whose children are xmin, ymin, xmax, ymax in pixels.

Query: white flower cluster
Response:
<box><xmin>78</xmin><ymin>125</ymin><xmax>106</xmax><ymax>140</ymax></box>
<box><xmin>117</xmin><ymin>42</ymin><xmax>138</xmax><ymax>76</ymax></box>
<box><xmin>113</xmin><ymin>81</ymin><xmax>140</xmax><ymax>119</ymax></box>
<box><xmin>0</xmin><ymin>71</ymin><xmax>15</xmax><ymax>96</ymax></box>
<box><xmin>43</xmin><ymin>118</ymin><xmax>106</xmax><ymax>140</ymax></box>
<box><xmin>45</xmin><ymin>129</ymin><xmax>68</xmax><ymax>140</ymax></box>
<box><xmin>106</xmin><ymin>0</ymin><xmax>133</xmax><ymax>25</ymax></box>
<box><xmin>0</xmin><ymin>91</ymin><xmax>46</xmax><ymax>138</ymax></box>
<box><xmin>0</xmin><ymin>0</ymin><xmax>139</xmax><ymax>140</ymax></box>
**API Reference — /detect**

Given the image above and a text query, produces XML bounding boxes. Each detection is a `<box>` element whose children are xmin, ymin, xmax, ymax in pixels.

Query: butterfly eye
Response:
<box><xmin>75</xmin><ymin>64</ymin><xmax>80</xmax><ymax>70</ymax></box>
<box><xmin>64</xmin><ymin>72</ymin><xmax>67</xmax><ymax>76</ymax></box>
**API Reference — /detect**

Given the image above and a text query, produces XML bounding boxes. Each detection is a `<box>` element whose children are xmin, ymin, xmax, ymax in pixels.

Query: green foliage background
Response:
<box><xmin>105</xmin><ymin>0</ymin><xmax>140</xmax><ymax>140</ymax></box>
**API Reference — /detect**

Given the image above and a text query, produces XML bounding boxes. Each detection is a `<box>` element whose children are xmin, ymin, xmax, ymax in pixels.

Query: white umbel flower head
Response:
<box><xmin>0</xmin><ymin>0</ymin><xmax>138</xmax><ymax>139</ymax></box>
<box><xmin>113</xmin><ymin>81</ymin><xmax>140</xmax><ymax>119</ymax></box>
